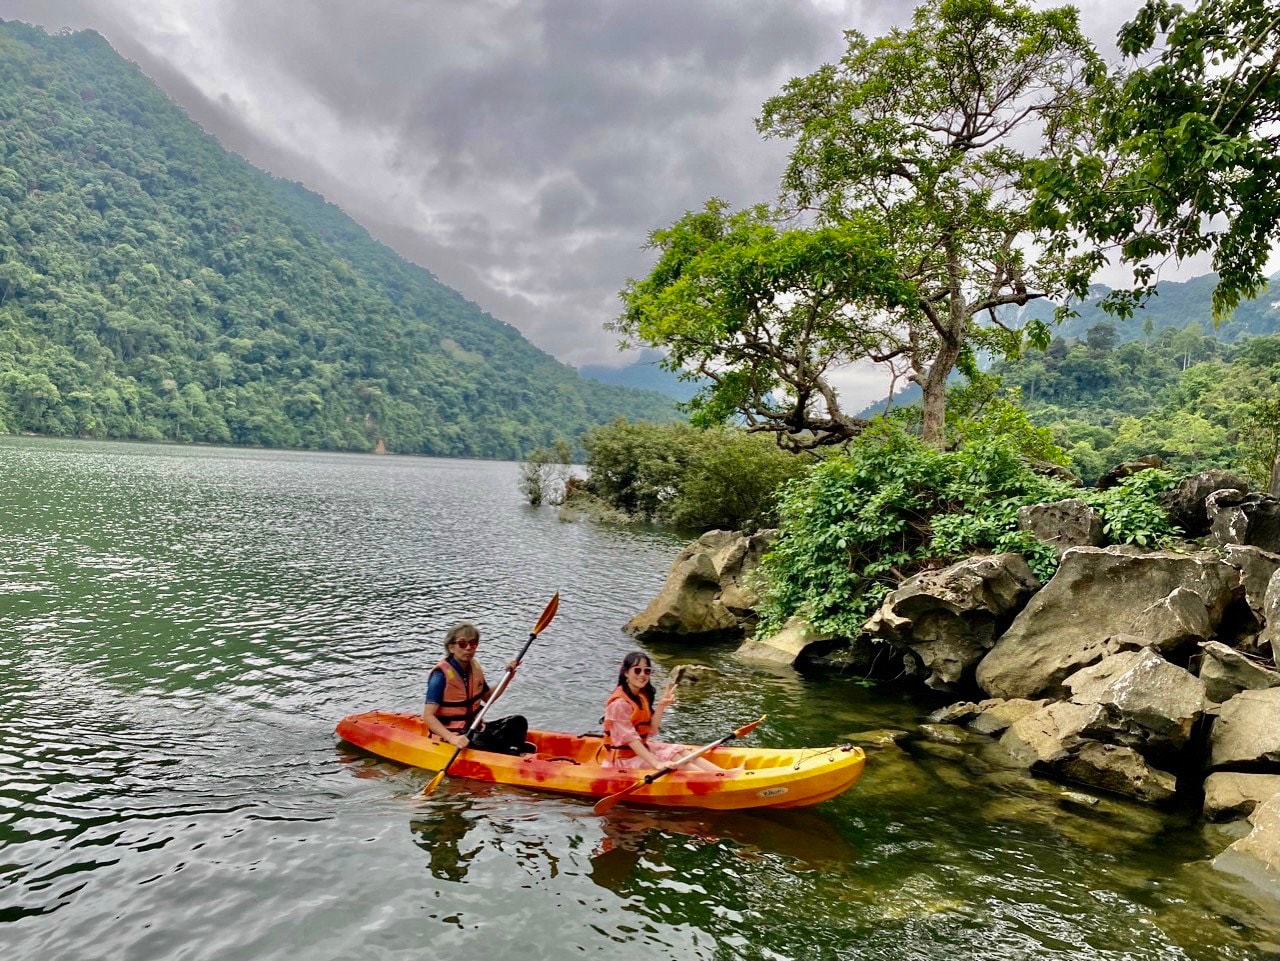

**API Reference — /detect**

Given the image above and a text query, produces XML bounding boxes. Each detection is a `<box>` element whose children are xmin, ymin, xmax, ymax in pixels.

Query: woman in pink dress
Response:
<box><xmin>600</xmin><ymin>652</ymin><xmax>725</xmax><ymax>772</ymax></box>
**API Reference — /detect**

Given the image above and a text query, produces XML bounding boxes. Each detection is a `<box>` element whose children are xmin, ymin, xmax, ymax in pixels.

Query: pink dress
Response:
<box><xmin>601</xmin><ymin>696</ymin><xmax>687</xmax><ymax>770</ymax></box>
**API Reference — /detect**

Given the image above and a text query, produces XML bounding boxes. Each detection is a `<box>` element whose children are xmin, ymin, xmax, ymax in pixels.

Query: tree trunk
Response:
<box><xmin>921</xmin><ymin>372</ymin><xmax>947</xmax><ymax>448</ymax></box>
<box><xmin>920</xmin><ymin>331</ymin><xmax>964</xmax><ymax>448</ymax></box>
<box><xmin>1270</xmin><ymin>451</ymin><xmax>1280</xmax><ymax>497</ymax></box>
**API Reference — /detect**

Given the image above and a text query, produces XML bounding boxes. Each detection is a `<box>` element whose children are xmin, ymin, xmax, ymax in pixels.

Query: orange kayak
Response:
<box><xmin>336</xmin><ymin>711</ymin><xmax>866</xmax><ymax>812</ymax></box>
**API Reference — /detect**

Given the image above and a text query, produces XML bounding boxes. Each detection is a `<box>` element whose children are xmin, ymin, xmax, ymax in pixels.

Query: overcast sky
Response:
<box><xmin>0</xmin><ymin>0</ymin><xmax>1233</xmax><ymax>405</ymax></box>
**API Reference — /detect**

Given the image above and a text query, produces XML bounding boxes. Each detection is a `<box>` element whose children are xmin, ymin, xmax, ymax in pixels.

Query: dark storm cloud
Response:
<box><xmin>0</xmin><ymin>0</ymin><xmax>1153</xmax><ymax>387</ymax></box>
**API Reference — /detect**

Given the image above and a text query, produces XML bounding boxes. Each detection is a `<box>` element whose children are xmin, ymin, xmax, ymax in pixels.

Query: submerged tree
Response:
<box><xmin>518</xmin><ymin>439</ymin><xmax>574</xmax><ymax>507</ymax></box>
<box><xmin>617</xmin><ymin>0</ymin><xmax>1104</xmax><ymax>448</ymax></box>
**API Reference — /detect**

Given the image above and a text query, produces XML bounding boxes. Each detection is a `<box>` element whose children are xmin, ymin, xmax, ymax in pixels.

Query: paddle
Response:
<box><xmin>421</xmin><ymin>592</ymin><xmax>560</xmax><ymax>797</ymax></box>
<box><xmin>591</xmin><ymin>715</ymin><xmax>765</xmax><ymax>815</ymax></box>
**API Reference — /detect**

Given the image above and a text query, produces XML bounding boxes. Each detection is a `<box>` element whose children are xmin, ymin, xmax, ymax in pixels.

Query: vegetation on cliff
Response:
<box><xmin>0</xmin><ymin>22</ymin><xmax>675</xmax><ymax>456</ymax></box>
<box><xmin>754</xmin><ymin>421</ymin><xmax>1177</xmax><ymax>639</ymax></box>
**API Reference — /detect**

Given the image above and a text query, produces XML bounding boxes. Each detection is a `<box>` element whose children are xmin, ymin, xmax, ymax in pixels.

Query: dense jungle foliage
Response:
<box><xmin>755</xmin><ymin>422</ymin><xmax>1178</xmax><ymax>640</ymax></box>
<box><xmin>0</xmin><ymin>23</ymin><xmax>675</xmax><ymax>456</ymax></box>
<box><xmin>993</xmin><ymin>328</ymin><xmax>1280</xmax><ymax>486</ymax></box>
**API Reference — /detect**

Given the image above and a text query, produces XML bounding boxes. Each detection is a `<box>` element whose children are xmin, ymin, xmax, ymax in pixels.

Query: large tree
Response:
<box><xmin>1033</xmin><ymin>0</ymin><xmax>1280</xmax><ymax>318</ymax></box>
<box><xmin>615</xmin><ymin>202</ymin><xmax>912</xmax><ymax>449</ymax></box>
<box><xmin>617</xmin><ymin>0</ymin><xmax>1103</xmax><ymax>448</ymax></box>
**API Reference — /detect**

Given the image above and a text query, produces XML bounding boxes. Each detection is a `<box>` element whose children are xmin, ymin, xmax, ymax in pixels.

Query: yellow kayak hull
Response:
<box><xmin>336</xmin><ymin>711</ymin><xmax>865</xmax><ymax>812</ymax></box>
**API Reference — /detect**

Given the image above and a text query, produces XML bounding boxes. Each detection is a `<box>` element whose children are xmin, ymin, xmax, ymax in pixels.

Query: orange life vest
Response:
<box><xmin>603</xmin><ymin>685</ymin><xmax>653</xmax><ymax>754</ymax></box>
<box><xmin>432</xmin><ymin>657</ymin><xmax>488</xmax><ymax>733</ymax></box>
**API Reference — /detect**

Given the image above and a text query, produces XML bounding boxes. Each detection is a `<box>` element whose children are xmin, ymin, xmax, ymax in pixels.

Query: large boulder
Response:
<box><xmin>1208</xmin><ymin>490</ymin><xmax>1280</xmax><ymax>553</ymax></box>
<box><xmin>998</xmin><ymin>701</ymin><xmax>1177</xmax><ymax>802</ymax></box>
<box><xmin>1221</xmin><ymin>545</ymin><xmax>1280</xmax><ymax>624</ymax></box>
<box><xmin>1057</xmin><ymin>742</ymin><xmax>1178</xmax><ymax>805</ymax></box>
<box><xmin>1016</xmin><ymin>499</ymin><xmax>1104</xmax><ymax>558</ymax></box>
<box><xmin>624</xmin><ymin>529</ymin><xmax>773</xmax><ymax>642</ymax></box>
<box><xmin>1128</xmin><ymin>587</ymin><xmax>1213</xmax><ymax>654</ymax></box>
<box><xmin>862</xmin><ymin>553</ymin><xmax>1040</xmax><ymax>690</ymax></box>
<box><xmin>976</xmin><ymin>547</ymin><xmax>1239</xmax><ymax>700</ymax></box>
<box><xmin>1209</xmin><ymin>688</ymin><xmax>1280</xmax><ymax>769</ymax></box>
<box><xmin>1197</xmin><ymin>641</ymin><xmax>1280</xmax><ymax>704</ymax></box>
<box><xmin>1162</xmin><ymin>470</ymin><xmax>1252</xmax><ymax>537</ymax></box>
<box><xmin>1262</xmin><ymin>569</ymin><xmax>1280</xmax><ymax>663</ymax></box>
<box><xmin>1213</xmin><ymin>792</ymin><xmax>1280</xmax><ymax>884</ymax></box>
<box><xmin>736</xmin><ymin>614</ymin><xmax>835</xmax><ymax>665</ymax></box>
<box><xmin>999</xmin><ymin>700</ymin><xmax>1110</xmax><ymax>767</ymax></box>
<box><xmin>1202</xmin><ymin>772</ymin><xmax>1280</xmax><ymax>821</ymax></box>
<box><xmin>1064</xmin><ymin>647</ymin><xmax>1206</xmax><ymax>750</ymax></box>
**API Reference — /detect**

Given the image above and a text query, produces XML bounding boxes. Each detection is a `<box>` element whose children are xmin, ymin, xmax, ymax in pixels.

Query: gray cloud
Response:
<box><xmin>0</xmin><ymin>0</ymin><xmax>1176</xmax><ymax>407</ymax></box>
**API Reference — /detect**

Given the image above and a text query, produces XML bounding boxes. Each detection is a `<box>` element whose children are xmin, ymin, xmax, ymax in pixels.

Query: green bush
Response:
<box><xmin>756</xmin><ymin>422</ymin><xmax>1176</xmax><ymax>640</ymax></box>
<box><xmin>582</xmin><ymin>419</ymin><xmax>810</xmax><ymax>531</ymax></box>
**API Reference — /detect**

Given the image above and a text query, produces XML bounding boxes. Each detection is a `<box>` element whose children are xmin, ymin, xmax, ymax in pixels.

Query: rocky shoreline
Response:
<box><xmin>623</xmin><ymin>467</ymin><xmax>1280</xmax><ymax>888</ymax></box>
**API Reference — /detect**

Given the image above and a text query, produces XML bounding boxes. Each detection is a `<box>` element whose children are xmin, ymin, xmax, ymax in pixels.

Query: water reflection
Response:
<box><xmin>410</xmin><ymin>802</ymin><xmax>481</xmax><ymax>882</ymax></box>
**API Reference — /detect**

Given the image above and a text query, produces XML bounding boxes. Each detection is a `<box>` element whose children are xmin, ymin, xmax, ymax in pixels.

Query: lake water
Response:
<box><xmin>1</xmin><ymin>436</ymin><xmax>1278</xmax><ymax>960</ymax></box>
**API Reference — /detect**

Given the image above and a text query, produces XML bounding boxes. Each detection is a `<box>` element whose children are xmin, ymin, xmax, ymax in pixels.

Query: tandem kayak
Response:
<box><xmin>335</xmin><ymin>711</ymin><xmax>866</xmax><ymax>812</ymax></box>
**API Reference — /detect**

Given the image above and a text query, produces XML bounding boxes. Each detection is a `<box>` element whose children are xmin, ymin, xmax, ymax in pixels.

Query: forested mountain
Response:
<box><xmin>0</xmin><ymin>22</ymin><xmax>675</xmax><ymax>457</ymax></box>
<box><xmin>1018</xmin><ymin>273</ymin><xmax>1280</xmax><ymax>344</ymax></box>
<box><xmin>856</xmin><ymin>273</ymin><xmax>1280</xmax><ymax>419</ymax></box>
<box><xmin>992</xmin><ymin>328</ymin><xmax>1280</xmax><ymax>485</ymax></box>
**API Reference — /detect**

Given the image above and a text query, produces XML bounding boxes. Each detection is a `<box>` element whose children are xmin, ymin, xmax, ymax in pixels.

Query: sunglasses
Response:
<box><xmin>629</xmin><ymin>666</ymin><xmax>652</xmax><ymax>675</ymax></box>
<box><xmin>453</xmin><ymin>639</ymin><xmax>479</xmax><ymax>649</ymax></box>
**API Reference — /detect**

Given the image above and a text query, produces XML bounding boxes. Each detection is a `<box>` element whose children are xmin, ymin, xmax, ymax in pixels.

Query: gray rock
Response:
<box><xmin>1197</xmin><ymin>641</ymin><xmax>1280</xmax><ymax>705</ymax></box>
<box><xmin>863</xmin><ymin>553</ymin><xmax>1040</xmax><ymax>690</ymax></box>
<box><xmin>927</xmin><ymin>701</ymin><xmax>980</xmax><ymax>724</ymax></box>
<box><xmin>1209</xmin><ymin>491</ymin><xmax>1280</xmax><ymax>553</ymax></box>
<box><xmin>736</xmin><ymin>614</ymin><xmax>832</xmax><ymax>665</ymax></box>
<box><xmin>1057</xmin><ymin>742</ymin><xmax>1178</xmax><ymax>804</ymax></box>
<box><xmin>1222</xmin><ymin>545</ymin><xmax>1280</xmax><ymax>623</ymax></box>
<box><xmin>1064</xmin><ymin>647</ymin><xmax>1206</xmax><ymax>747</ymax></box>
<box><xmin>999</xmin><ymin>701</ymin><xmax>1109</xmax><ymax>767</ymax></box>
<box><xmin>1209</xmin><ymin>688</ymin><xmax>1280</xmax><ymax>769</ymax></box>
<box><xmin>625</xmin><ymin>529</ymin><xmax>773</xmax><ymax>641</ymax></box>
<box><xmin>1202</xmin><ymin>772</ymin><xmax>1280</xmax><ymax>821</ymax></box>
<box><xmin>1213</xmin><ymin>792</ymin><xmax>1280</xmax><ymax>884</ymax></box>
<box><xmin>1096</xmin><ymin>455</ymin><xmax>1165</xmax><ymax>491</ymax></box>
<box><xmin>977</xmin><ymin>547</ymin><xmax>1238</xmax><ymax>699</ymax></box>
<box><xmin>969</xmin><ymin>698</ymin><xmax>1049</xmax><ymax>736</ymax></box>
<box><xmin>919</xmin><ymin>723</ymin><xmax>983</xmax><ymax>745</ymax></box>
<box><xmin>1128</xmin><ymin>587</ymin><xmax>1214</xmax><ymax>654</ymax></box>
<box><xmin>1017</xmin><ymin>498</ymin><xmax>1104</xmax><ymax>558</ymax></box>
<box><xmin>1262</xmin><ymin>569</ymin><xmax>1280</xmax><ymax>663</ymax></box>
<box><xmin>844</xmin><ymin>728</ymin><xmax>911</xmax><ymax>749</ymax></box>
<box><xmin>1163</xmin><ymin>470</ymin><xmax>1253</xmax><ymax>536</ymax></box>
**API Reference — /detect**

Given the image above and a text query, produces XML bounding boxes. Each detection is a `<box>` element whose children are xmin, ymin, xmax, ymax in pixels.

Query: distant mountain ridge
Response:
<box><xmin>855</xmin><ymin>273</ymin><xmax>1280</xmax><ymax>418</ymax></box>
<box><xmin>1017</xmin><ymin>272</ymin><xmax>1280</xmax><ymax>344</ymax></box>
<box><xmin>579</xmin><ymin>349</ymin><xmax>706</xmax><ymax>402</ymax></box>
<box><xmin>0</xmin><ymin>21</ymin><xmax>676</xmax><ymax>457</ymax></box>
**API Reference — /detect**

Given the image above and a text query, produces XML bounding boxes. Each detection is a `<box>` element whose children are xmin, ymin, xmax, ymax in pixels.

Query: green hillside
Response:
<box><xmin>992</xmin><ymin>327</ymin><xmax>1280</xmax><ymax>485</ymax></box>
<box><xmin>0</xmin><ymin>22</ymin><xmax>675</xmax><ymax>457</ymax></box>
<box><xmin>1020</xmin><ymin>273</ymin><xmax>1280</xmax><ymax>344</ymax></box>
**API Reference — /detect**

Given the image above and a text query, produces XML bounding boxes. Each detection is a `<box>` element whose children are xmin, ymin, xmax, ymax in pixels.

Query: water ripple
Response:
<box><xmin>2</xmin><ymin>437</ymin><xmax>1278</xmax><ymax>961</ymax></box>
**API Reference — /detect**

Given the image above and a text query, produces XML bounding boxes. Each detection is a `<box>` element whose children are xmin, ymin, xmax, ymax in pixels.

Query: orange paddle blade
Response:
<box><xmin>531</xmin><ymin>592</ymin><xmax>560</xmax><ymax>636</ymax></box>
<box><xmin>421</xmin><ymin>767</ymin><xmax>447</xmax><ymax>797</ymax></box>
<box><xmin>735</xmin><ymin>716</ymin><xmax>765</xmax><ymax>738</ymax></box>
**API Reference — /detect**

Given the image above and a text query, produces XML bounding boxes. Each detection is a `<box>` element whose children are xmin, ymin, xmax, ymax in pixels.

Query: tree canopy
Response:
<box><xmin>616</xmin><ymin>0</ymin><xmax>1103</xmax><ymax>448</ymax></box>
<box><xmin>1033</xmin><ymin>0</ymin><xmax>1280</xmax><ymax>318</ymax></box>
